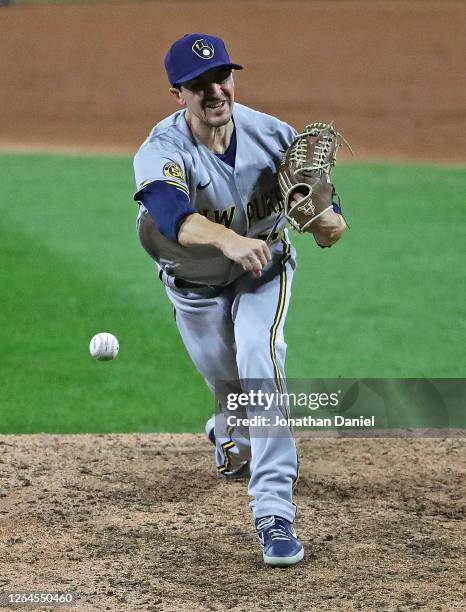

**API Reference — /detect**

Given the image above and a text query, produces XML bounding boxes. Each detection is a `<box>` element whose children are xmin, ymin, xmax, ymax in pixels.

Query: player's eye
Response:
<box><xmin>181</xmin><ymin>69</ymin><xmax>232</xmax><ymax>92</ymax></box>
<box><xmin>217</xmin><ymin>69</ymin><xmax>232</xmax><ymax>83</ymax></box>
<box><xmin>180</xmin><ymin>75</ymin><xmax>205</xmax><ymax>91</ymax></box>
<box><xmin>182</xmin><ymin>79</ymin><xmax>203</xmax><ymax>91</ymax></box>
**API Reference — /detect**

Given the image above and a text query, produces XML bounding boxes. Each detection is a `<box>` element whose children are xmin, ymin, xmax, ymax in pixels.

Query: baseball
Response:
<box><xmin>89</xmin><ymin>332</ymin><xmax>119</xmax><ymax>361</ymax></box>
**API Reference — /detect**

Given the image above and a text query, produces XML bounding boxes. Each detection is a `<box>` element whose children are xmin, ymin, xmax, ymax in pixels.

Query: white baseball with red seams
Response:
<box><xmin>89</xmin><ymin>333</ymin><xmax>119</xmax><ymax>361</ymax></box>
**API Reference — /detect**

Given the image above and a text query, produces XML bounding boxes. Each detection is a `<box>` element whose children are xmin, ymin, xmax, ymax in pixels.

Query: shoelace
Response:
<box><xmin>269</xmin><ymin>526</ymin><xmax>292</xmax><ymax>541</ymax></box>
<box><xmin>257</xmin><ymin>517</ymin><xmax>293</xmax><ymax>542</ymax></box>
<box><xmin>256</xmin><ymin>516</ymin><xmax>275</xmax><ymax>531</ymax></box>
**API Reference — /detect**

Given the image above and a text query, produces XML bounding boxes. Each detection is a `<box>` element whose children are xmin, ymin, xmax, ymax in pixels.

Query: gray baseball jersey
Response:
<box><xmin>134</xmin><ymin>102</ymin><xmax>296</xmax><ymax>285</ymax></box>
<box><xmin>133</xmin><ymin>103</ymin><xmax>299</xmax><ymax>523</ymax></box>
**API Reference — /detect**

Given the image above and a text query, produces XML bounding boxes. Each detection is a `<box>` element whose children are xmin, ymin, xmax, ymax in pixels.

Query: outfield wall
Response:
<box><xmin>0</xmin><ymin>0</ymin><xmax>465</xmax><ymax>161</ymax></box>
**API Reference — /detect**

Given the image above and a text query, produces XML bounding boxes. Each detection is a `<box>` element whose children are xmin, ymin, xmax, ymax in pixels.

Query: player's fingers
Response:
<box><xmin>255</xmin><ymin>249</ymin><xmax>269</xmax><ymax>268</ymax></box>
<box><xmin>247</xmin><ymin>253</ymin><xmax>263</xmax><ymax>271</ymax></box>
<box><xmin>250</xmin><ymin>241</ymin><xmax>271</xmax><ymax>266</ymax></box>
<box><xmin>260</xmin><ymin>242</ymin><xmax>272</xmax><ymax>262</ymax></box>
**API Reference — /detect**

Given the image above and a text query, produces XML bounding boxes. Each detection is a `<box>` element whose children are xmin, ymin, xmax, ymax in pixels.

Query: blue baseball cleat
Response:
<box><xmin>255</xmin><ymin>516</ymin><xmax>304</xmax><ymax>567</ymax></box>
<box><xmin>205</xmin><ymin>416</ymin><xmax>250</xmax><ymax>479</ymax></box>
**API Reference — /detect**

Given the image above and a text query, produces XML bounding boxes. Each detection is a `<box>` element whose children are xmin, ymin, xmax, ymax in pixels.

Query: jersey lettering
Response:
<box><xmin>246</xmin><ymin>191</ymin><xmax>282</xmax><ymax>228</ymax></box>
<box><xmin>201</xmin><ymin>205</ymin><xmax>236</xmax><ymax>228</ymax></box>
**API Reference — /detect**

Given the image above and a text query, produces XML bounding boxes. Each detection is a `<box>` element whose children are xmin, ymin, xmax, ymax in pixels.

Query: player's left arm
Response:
<box><xmin>277</xmin><ymin>121</ymin><xmax>348</xmax><ymax>247</ymax></box>
<box><xmin>275</xmin><ymin>120</ymin><xmax>345</xmax><ymax>246</ymax></box>
<box><xmin>313</xmin><ymin>204</ymin><xmax>347</xmax><ymax>247</ymax></box>
<box><xmin>290</xmin><ymin>191</ymin><xmax>346</xmax><ymax>247</ymax></box>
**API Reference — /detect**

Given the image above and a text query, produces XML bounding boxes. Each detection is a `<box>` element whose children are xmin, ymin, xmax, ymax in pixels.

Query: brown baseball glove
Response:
<box><xmin>277</xmin><ymin>122</ymin><xmax>349</xmax><ymax>234</ymax></box>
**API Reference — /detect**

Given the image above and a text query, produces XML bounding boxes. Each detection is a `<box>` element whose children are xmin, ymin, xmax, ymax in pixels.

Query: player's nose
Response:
<box><xmin>205</xmin><ymin>81</ymin><xmax>222</xmax><ymax>97</ymax></box>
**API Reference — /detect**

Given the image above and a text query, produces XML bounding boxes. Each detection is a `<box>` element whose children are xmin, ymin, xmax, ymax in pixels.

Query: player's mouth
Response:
<box><xmin>205</xmin><ymin>99</ymin><xmax>227</xmax><ymax>111</ymax></box>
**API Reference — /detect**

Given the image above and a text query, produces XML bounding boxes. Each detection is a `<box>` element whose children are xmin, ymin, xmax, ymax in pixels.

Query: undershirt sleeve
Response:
<box><xmin>134</xmin><ymin>181</ymin><xmax>196</xmax><ymax>243</ymax></box>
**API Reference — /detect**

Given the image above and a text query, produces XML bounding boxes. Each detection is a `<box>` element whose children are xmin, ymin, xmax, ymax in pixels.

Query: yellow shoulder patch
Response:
<box><xmin>163</xmin><ymin>161</ymin><xmax>186</xmax><ymax>182</ymax></box>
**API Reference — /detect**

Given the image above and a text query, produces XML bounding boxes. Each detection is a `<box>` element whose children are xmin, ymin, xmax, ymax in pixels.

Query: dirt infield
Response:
<box><xmin>0</xmin><ymin>1</ymin><xmax>465</xmax><ymax>161</ymax></box>
<box><xmin>0</xmin><ymin>434</ymin><xmax>465</xmax><ymax>611</ymax></box>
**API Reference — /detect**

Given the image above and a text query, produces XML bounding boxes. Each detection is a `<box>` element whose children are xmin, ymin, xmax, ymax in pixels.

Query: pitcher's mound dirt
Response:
<box><xmin>0</xmin><ymin>434</ymin><xmax>464</xmax><ymax>611</ymax></box>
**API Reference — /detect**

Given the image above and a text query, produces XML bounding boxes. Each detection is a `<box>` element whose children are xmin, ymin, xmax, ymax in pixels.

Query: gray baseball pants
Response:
<box><xmin>164</xmin><ymin>237</ymin><xmax>298</xmax><ymax>523</ymax></box>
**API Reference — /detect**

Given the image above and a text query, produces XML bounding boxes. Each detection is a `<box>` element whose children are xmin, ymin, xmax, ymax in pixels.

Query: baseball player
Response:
<box><xmin>133</xmin><ymin>33</ymin><xmax>345</xmax><ymax>567</ymax></box>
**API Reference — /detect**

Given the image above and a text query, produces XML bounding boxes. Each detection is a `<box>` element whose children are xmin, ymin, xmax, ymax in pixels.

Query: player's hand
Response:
<box><xmin>291</xmin><ymin>191</ymin><xmax>346</xmax><ymax>246</ymax></box>
<box><xmin>312</xmin><ymin>209</ymin><xmax>347</xmax><ymax>247</ymax></box>
<box><xmin>220</xmin><ymin>232</ymin><xmax>272</xmax><ymax>277</ymax></box>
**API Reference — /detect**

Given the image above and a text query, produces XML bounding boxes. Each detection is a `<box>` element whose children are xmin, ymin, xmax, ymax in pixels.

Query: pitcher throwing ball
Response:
<box><xmin>132</xmin><ymin>33</ymin><xmax>346</xmax><ymax>566</ymax></box>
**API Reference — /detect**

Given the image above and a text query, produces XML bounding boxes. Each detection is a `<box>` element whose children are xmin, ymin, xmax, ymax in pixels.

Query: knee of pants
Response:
<box><xmin>191</xmin><ymin>346</ymin><xmax>238</xmax><ymax>383</ymax></box>
<box><xmin>235</xmin><ymin>333</ymin><xmax>287</xmax><ymax>379</ymax></box>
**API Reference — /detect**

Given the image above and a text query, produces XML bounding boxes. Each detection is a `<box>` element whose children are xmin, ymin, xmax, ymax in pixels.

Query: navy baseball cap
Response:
<box><xmin>164</xmin><ymin>33</ymin><xmax>243</xmax><ymax>86</ymax></box>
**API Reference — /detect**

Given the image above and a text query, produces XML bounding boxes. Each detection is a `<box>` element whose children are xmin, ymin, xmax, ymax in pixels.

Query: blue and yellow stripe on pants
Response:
<box><xmin>269</xmin><ymin>238</ymin><xmax>291</xmax><ymax>397</ymax></box>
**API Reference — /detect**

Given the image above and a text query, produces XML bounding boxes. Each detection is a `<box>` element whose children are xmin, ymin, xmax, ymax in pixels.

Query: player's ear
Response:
<box><xmin>170</xmin><ymin>87</ymin><xmax>187</xmax><ymax>107</ymax></box>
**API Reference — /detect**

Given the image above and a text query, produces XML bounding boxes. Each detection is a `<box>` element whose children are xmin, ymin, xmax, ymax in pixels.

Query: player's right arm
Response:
<box><xmin>135</xmin><ymin>179</ymin><xmax>270</xmax><ymax>275</ymax></box>
<box><xmin>134</xmin><ymin>144</ymin><xmax>271</xmax><ymax>276</ymax></box>
<box><xmin>177</xmin><ymin>213</ymin><xmax>271</xmax><ymax>276</ymax></box>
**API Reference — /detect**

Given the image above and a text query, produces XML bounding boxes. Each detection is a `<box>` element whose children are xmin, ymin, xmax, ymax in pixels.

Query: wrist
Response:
<box><xmin>213</xmin><ymin>226</ymin><xmax>235</xmax><ymax>253</ymax></box>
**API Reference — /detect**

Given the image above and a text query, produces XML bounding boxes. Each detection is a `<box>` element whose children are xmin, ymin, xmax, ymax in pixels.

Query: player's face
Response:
<box><xmin>171</xmin><ymin>67</ymin><xmax>235</xmax><ymax>128</ymax></box>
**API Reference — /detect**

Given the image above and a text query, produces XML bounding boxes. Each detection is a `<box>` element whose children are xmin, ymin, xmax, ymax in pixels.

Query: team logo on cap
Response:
<box><xmin>192</xmin><ymin>39</ymin><xmax>215</xmax><ymax>60</ymax></box>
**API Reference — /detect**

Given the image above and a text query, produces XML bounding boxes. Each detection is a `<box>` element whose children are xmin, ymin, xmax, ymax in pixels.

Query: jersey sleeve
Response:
<box><xmin>135</xmin><ymin>181</ymin><xmax>196</xmax><ymax>242</ymax></box>
<box><xmin>279</xmin><ymin>120</ymin><xmax>297</xmax><ymax>150</ymax></box>
<box><xmin>133</xmin><ymin>141</ymin><xmax>190</xmax><ymax>196</ymax></box>
<box><xmin>133</xmin><ymin>141</ymin><xmax>195</xmax><ymax>242</ymax></box>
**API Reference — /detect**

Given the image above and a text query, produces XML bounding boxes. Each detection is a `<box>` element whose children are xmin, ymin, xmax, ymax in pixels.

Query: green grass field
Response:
<box><xmin>0</xmin><ymin>152</ymin><xmax>464</xmax><ymax>433</ymax></box>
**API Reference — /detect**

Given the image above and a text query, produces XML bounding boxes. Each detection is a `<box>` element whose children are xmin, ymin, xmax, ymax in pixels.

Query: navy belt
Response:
<box><xmin>158</xmin><ymin>227</ymin><xmax>284</xmax><ymax>290</ymax></box>
<box><xmin>174</xmin><ymin>278</ymin><xmax>215</xmax><ymax>290</ymax></box>
<box><xmin>158</xmin><ymin>269</ymin><xmax>215</xmax><ymax>290</ymax></box>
